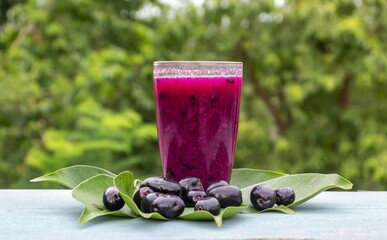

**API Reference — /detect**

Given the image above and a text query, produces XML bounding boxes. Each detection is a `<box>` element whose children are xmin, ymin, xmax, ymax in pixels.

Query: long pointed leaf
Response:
<box><xmin>241</xmin><ymin>173</ymin><xmax>353</xmax><ymax>213</ymax></box>
<box><xmin>242</xmin><ymin>205</ymin><xmax>295</xmax><ymax>214</ymax></box>
<box><xmin>179</xmin><ymin>205</ymin><xmax>248</xmax><ymax>227</ymax></box>
<box><xmin>231</xmin><ymin>168</ymin><xmax>287</xmax><ymax>188</ymax></box>
<box><xmin>30</xmin><ymin>165</ymin><xmax>116</xmax><ymax>189</ymax></box>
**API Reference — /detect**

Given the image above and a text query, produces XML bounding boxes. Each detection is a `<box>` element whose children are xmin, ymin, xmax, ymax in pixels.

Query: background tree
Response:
<box><xmin>0</xmin><ymin>0</ymin><xmax>162</xmax><ymax>187</ymax></box>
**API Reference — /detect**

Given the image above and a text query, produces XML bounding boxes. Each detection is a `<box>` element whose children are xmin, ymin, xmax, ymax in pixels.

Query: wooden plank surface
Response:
<box><xmin>0</xmin><ymin>190</ymin><xmax>386</xmax><ymax>239</ymax></box>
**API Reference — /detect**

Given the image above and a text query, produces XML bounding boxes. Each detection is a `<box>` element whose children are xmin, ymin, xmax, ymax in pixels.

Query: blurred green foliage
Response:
<box><xmin>1</xmin><ymin>0</ymin><xmax>387</xmax><ymax>190</ymax></box>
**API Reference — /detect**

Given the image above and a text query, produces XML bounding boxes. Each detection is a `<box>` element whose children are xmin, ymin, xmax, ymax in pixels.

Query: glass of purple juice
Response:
<box><xmin>153</xmin><ymin>61</ymin><xmax>242</xmax><ymax>189</ymax></box>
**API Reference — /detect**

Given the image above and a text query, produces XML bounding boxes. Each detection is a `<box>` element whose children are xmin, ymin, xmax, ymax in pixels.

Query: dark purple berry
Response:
<box><xmin>139</xmin><ymin>177</ymin><xmax>159</xmax><ymax>188</ymax></box>
<box><xmin>194</xmin><ymin>197</ymin><xmax>221</xmax><ymax>215</ymax></box>
<box><xmin>206</xmin><ymin>180</ymin><xmax>228</xmax><ymax>194</ymax></box>
<box><xmin>250</xmin><ymin>184</ymin><xmax>276</xmax><ymax>211</ymax></box>
<box><xmin>185</xmin><ymin>189</ymin><xmax>206</xmax><ymax>207</ymax></box>
<box><xmin>179</xmin><ymin>177</ymin><xmax>204</xmax><ymax>199</ymax></box>
<box><xmin>207</xmin><ymin>185</ymin><xmax>242</xmax><ymax>208</ymax></box>
<box><xmin>103</xmin><ymin>186</ymin><xmax>125</xmax><ymax>211</ymax></box>
<box><xmin>133</xmin><ymin>187</ymin><xmax>154</xmax><ymax>209</ymax></box>
<box><xmin>139</xmin><ymin>187</ymin><xmax>154</xmax><ymax>198</ymax></box>
<box><xmin>141</xmin><ymin>192</ymin><xmax>164</xmax><ymax>213</ymax></box>
<box><xmin>275</xmin><ymin>187</ymin><xmax>295</xmax><ymax>206</ymax></box>
<box><xmin>150</xmin><ymin>194</ymin><xmax>185</xmax><ymax>219</ymax></box>
<box><xmin>140</xmin><ymin>177</ymin><xmax>181</xmax><ymax>196</ymax></box>
<box><xmin>133</xmin><ymin>190</ymin><xmax>142</xmax><ymax>209</ymax></box>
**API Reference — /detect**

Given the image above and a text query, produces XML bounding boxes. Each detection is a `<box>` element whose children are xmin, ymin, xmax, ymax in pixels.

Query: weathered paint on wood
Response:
<box><xmin>0</xmin><ymin>190</ymin><xmax>386</xmax><ymax>239</ymax></box>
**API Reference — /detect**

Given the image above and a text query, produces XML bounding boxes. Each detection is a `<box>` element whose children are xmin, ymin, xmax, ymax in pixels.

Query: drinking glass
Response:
<box><xmin>153</xmin><ymin>61</ymin><xmax>242</xmax><ymax>189</ymax></box>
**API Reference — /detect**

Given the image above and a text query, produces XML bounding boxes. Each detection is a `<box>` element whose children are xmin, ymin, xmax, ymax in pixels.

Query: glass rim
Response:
<box><xmin>153</xmin><ymin>61</ymin><xmax>242</xmax><ymax>78</ymax></box>
<box><xmin>154</xmin><ymin>61</ymin><xmax>242</xmax><ymax>66</ymax></box>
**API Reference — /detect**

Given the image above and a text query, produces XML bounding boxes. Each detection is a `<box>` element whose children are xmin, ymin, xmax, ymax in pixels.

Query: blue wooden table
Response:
<box><xmin>0</xmin><ymin>190</ymin><xmax>386</xmax><ymax>239</ymax></box>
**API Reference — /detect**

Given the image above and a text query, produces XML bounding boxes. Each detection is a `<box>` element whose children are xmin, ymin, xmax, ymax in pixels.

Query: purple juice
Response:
<box><xmin>154</xmin><ymin>72</ymin><xmax>242</xmax><ymax>190</ymax></box>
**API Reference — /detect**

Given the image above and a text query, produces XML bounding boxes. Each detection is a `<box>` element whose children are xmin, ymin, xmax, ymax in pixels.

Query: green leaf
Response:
<box><xmin>30</xmin><ymin>165</ymin><xmax>116</xmax><ymax>189</ymax></box>
<box><xmin>72</xmin><ymin>174</ymin><xmax>136</xmax><ymax>224</ymax></box>
<box><xmin>113</xmin><ymin>171</ymin><xmax>136</xmax><ymax>198</ymax></box>
<box><xmin>113</xmin><ymin>171</ymin><xmax>248</xmax><ymax>225</ymax></box>
<box><xmin>241</xmin><ymin>173</ymin><xmax>353</xmax><ymax>213</ymax></box>
<box><xmin>231</xmin><ymin>168</ymin><xmax>287</xmax><ymax>189</ymax></box>
<box><xmin>242</xmin><ymin>205</ymin><xmax>295</xmax><ymax>214</ymax></box>
<box><xmin>179</xmin><ymin>205</ymin><xmax>248</xmax><ymax>227</ymax></box>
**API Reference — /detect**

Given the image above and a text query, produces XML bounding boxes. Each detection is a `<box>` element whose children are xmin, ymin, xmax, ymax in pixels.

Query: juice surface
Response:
<box><xmin>154</xmin><ymin>76</ymin><xmax>242</xmax><ymax>189</ymax></box>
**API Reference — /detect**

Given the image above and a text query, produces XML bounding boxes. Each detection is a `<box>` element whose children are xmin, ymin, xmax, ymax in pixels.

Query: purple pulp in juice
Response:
<box><xmin>154</xmin><ymin>76</ymin><xmax>242</xmax><ymax>189</ymax></box>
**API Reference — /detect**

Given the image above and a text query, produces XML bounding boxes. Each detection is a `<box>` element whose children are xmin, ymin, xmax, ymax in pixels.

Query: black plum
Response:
<box><xmin>103</xmin><ymin>186</ymin><xmax>125</xmax><ymax>211</ymax></box>
<box><xmin>194</xmin><ymin>197</ymin><xmax>221</xmax><ymax>215</ymax></box>
<box><xmin>205</xmin><ymin>180</ymin><xmax>229</xmax><ymax>194</ymax></box>
<box><xmin>140</xmin><ymin>177</ymin><xmax>181</xmax><ymax>196</ymax></box>
<box><xmin>207</xmin><ymin>185</ymin><xmax>242</xmax><ymax>208</ymax></box>
<box><xmin>250</xmin><ymin>184</ymin><xmax>276</xmax><ymax>211</ymax></box>
<box><xmin>133</xmin><ymin>190</ymin><xmax>142</xmax><ymax>209</ymax></box>
<box><xmin>275</xmin><ymin>187</ymin><xmax>295</xmax><ymax>206</ymax></box>
<box><xmin>185</xmin><ymin>189</ymin><xmax>207</xmax><ymax>207</ymax></box>
<box><xmin>139</xmin><ymin>177</ymin><xmax>159</xmax><ymax>188</ymax></box>
<box><xmin>141</xmin><ymin>192</ymin><xmax>164</xmax><ymax>213</ymax></box>
<box><xmin>179</xmin><ymin>177</ymin><xmax>204</xmax><ymax>197</ymax></box>
<box><xmin>139</xmin><ymin>187</ymin><xmax>154</xmax><ymax>198</ymax></box>
<box><xmin>150</xmin><ymin>194</ymin><xmax>185</xmax><ymax>219</ymax></box>
<box><xmin>133</xmin><ymin>187</ymin><xmax>154</xmax><ymax>209</ymax></box>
